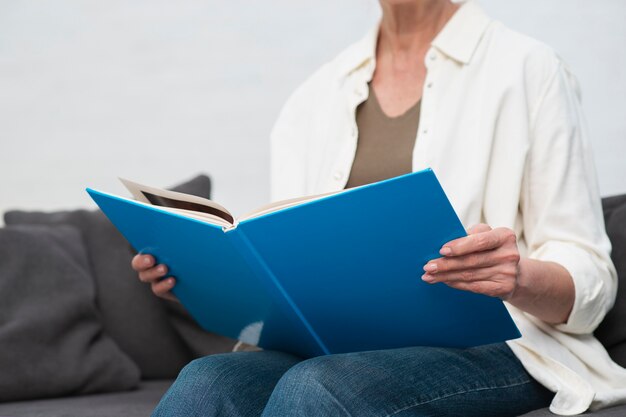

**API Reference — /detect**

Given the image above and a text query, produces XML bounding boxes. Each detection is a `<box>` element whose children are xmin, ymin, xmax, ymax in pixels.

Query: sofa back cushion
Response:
<box><xmin>0</xmin><ymin>225</ymin><xmax>140</xmax><ymax>402</ymax></box>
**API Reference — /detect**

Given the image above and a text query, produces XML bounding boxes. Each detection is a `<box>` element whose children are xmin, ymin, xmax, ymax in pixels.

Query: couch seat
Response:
<box><xmin>0</xmin><ymin>380</ymin><xmax>172</xmax><ymax>417</ymax></box>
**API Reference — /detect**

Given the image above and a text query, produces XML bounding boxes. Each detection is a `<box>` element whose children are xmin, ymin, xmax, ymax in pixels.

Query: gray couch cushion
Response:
<box><xmin>4</xmin><ymin>174</ymin><xmax>236</xmax><ymax>380</ymax></box>
<box><xmin>0</xmin><ymin>225</ymin><xmax>140</xmax><ymax>402</ymax></box>
<box><xmin>0</xmin><ymin>379</ymin><xmax>172</xmax><ymax>417</ymax></box>
<box><xmin>4</xmin><ymin>207</ymin><xmax>191</xmax><ymax>380</ymax></box>
<box><xmin>595</xmin><ymin>194</ymin><xmax>626</xmax><ymax>367</ymax></box>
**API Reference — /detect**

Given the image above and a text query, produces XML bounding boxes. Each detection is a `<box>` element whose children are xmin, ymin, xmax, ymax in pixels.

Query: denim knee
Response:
<box><xmin>153</xmin><ymin>351</ymin><xmax>302</xmax><ymax>417</ymax></box>
<box><xmin>152</xmin><ymin>353</ymin><xmax>245</xmax><ymax>417</ymax></box>
<box><xmin>179</xmin><ymin>353</ymin><xmax>236</xmax><ymax>389</ymax></box>
<box><xmin>263</xmin><ymin>355</ymin><xmax>352</xmax><ymax>416</ymax></box>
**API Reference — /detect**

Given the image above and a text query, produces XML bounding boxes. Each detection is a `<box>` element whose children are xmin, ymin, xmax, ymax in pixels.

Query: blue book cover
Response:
<box><xmin>87</xmin><ymin>169</ymin><xmax>520</xmax><ymax>358</ymax></box>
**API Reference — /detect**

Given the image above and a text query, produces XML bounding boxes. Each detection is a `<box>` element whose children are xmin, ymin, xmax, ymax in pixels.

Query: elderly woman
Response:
<box><xmin>134</xmin><ymin>0</ymin><xmax>626</xmax><ymax>416</ymax></box>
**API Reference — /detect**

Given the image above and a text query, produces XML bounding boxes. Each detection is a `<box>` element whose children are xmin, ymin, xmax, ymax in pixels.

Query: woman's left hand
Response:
<box><xmin>421</xmin><ymin>224</ymin><xmax>521</xmax><ymax>300</ymax></box>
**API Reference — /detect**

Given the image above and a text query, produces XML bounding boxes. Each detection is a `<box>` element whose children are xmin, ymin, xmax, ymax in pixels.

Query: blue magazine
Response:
<box><xmin>87</xmin><ymin>169</ymin><xmax>520</xmax><ymax>358</ymax></box>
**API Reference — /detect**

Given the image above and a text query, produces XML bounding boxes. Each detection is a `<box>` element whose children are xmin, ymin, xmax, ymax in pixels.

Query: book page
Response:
<box><xmin>239</xmin><ymin>190</ymin><xmax>343</xmax><ymax>222</ymax></box>
<box><xmin>119</xmin><ymin>178</ymin><xmax>236</xmax><ymax>225</ymax></box>
<box><xmin>120</xmin><ymin>178</ymin><xmax>351</xmax><ymax>228</ymax></box>
<box><xmin>165</xmin><ymin>207</ymin><xmax>233</xmax><ymax>228</ymax></box>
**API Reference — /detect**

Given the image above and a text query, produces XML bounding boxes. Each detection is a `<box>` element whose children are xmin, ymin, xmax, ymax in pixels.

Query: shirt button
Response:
<box><xmin>426</xmin><ymin>81</ymin><xmax>433</xmax><ymax>89</ymax></box>
<box><xmin>429</xmin><ymin>53</ymin><xmax>437</xmax><ymax>61</ymax></box>
<box><xmin>333</xmin><ymin>171</ymin><xmax>343</xmax><ymax>181</ymax></box>
<box><xmin>422</xmin><ymin>128</ymin><xmax>429</xmax><ymax>134</ymax></box>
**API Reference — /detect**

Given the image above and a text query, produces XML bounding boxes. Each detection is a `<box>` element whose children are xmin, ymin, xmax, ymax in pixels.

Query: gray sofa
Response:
<box><xmin>0</xmin><ymin>176</ymin><xmax>624</xmax><ymax>417</ymax></box>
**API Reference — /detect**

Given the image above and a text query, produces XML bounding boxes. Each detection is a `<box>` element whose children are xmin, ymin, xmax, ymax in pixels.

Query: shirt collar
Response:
<box><xmin>431</xmin><ymin>0</ymin><xmax>491</xmax><ymax>64</ymax></box>
<box><xmin>339</xmin><ymin>0</ymin><xmax>492</xmax><ymax>77</ymax></box>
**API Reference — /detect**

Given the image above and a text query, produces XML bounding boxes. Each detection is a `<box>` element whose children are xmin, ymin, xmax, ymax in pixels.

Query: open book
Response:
<box><xmin>120</xmin><ymin>178</ymin><xmax>340</xmax><ymax>230</ymax></box>
<box><xmin>88</xmin><ymin>169</ymin><xmax>520</xmax><ymax>357</ymax></box>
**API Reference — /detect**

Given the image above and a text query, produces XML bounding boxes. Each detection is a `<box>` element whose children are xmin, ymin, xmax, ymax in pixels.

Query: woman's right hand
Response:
<box><xmin>131</xmin><ymin>254</ymin><xmax>178</xmax><ymax>302</ymax></box>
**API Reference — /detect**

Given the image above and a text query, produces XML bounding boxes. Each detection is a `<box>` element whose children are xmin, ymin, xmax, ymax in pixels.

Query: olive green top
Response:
<box><xmin>345</xmin><ymin>84</ymin><xmax>421</xmax><ymax>189</ymax></box>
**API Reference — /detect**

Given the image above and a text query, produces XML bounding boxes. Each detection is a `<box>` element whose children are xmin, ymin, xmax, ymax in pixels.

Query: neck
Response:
<box><xmin>378</xmin><ymin>0</ymin><xmax>459</xmax><ymax>57</ymax></box>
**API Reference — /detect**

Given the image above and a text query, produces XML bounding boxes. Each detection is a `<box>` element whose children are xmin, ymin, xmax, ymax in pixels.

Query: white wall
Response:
<box><xmin>1</xmin><ymin>1</ymin><xmax>625</xmax><ymax>222</ymax></box>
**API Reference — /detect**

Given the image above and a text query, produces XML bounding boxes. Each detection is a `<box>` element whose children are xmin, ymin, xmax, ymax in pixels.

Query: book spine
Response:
<box><xmin>229</xmin><ymin>228</ymin><xmax>330</xmax><ymax>355</ymax></box>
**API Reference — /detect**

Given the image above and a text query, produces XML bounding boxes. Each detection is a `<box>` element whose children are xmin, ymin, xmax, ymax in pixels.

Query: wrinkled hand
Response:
<box><xmin>421</xmin><ymin>224</ymin><xmax>521</xmax><ymax>300</ymax></box>
<box><xmin>131</xmin><ymin>254</ymin><xmax>178</xmax><ymax>302</ymax></box>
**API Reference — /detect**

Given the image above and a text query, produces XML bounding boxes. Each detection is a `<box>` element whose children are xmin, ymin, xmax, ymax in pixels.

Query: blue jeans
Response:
<box><xmin>152</xmin><ymin>343</ymin><xmax>552</xmax><ymax>417</ymax></box>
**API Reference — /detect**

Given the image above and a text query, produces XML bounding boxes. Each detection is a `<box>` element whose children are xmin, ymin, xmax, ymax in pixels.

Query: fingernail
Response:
<box><xmin>168</xmin><ymin>278</ymin><xmax>175</xmax><ymax>286</ymax></box>
<box><xmin>144</xmin><ymin>256</ymin><xmax>151</xmax><ymax>265</ymax></box>
<box><xmin>440</xmin><ymin>247</ymin><xmax>452</xmax><ymax>256</ymax></box>
<box><xmin>422</xmin><ymin>274</ymin><xmax>434</xmax><ymax>282</ymax></box>
<box><xmin>424</xmin><ymin>263</ymin><xmax>437</xmax><ymax>272</ymax></box>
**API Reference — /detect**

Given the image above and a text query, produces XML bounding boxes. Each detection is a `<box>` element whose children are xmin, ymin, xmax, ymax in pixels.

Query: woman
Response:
<box><xmin>134</xmin><ymin>0</ymin><xmax>626</xmax><ymax>415</ymax></box>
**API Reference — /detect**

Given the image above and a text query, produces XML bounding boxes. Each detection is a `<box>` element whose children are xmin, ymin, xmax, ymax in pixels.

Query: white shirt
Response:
<box><xmin>270</xmin><ymin>1</ymin><xmax>626</xmax><ymax>415</ymax></box>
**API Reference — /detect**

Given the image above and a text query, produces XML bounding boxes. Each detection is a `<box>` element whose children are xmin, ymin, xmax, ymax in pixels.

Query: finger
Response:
<box><xmin>440</xmin><ymin>228</ymin><xmax>513</xmax><ymax>257</ymax></box>
<box><xmin>152</xmin><ymin>277</ymin><xmax>178</xmax><ymax>302</ymax></box>
<box><xmin>437</xmin><ymin>225</ymin><xmax>492</xmax><ymax>260</ymax></box>
<box><xmin>467</xmin><ymin>224</ymin><xmax>492</xmax><ymax>235</ymax></box>
<box><xmin>422</xmin><ymin>264</ymin><xmax>512</xmax><ymax>284</ymax></box>
<box><xmin>132</xmin><ymin>254</ymin><xmax>155</xmax><ymax>271</ymax></box>
<box><xmin>138</xmin><ymin>264</ymin><xmax>168</xmax><ymax>283</ymax></box>
<box><xmin>423</xmin><ymin>251</ymin><xmax>498</xmax><ymax>274</ymax></box>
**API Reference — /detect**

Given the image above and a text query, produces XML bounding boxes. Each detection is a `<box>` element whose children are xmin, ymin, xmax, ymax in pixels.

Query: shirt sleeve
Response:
<box><xmin>521</xmin><ymin>60</ymin><xmax>617</xmax><ymax>335</ymax></box>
